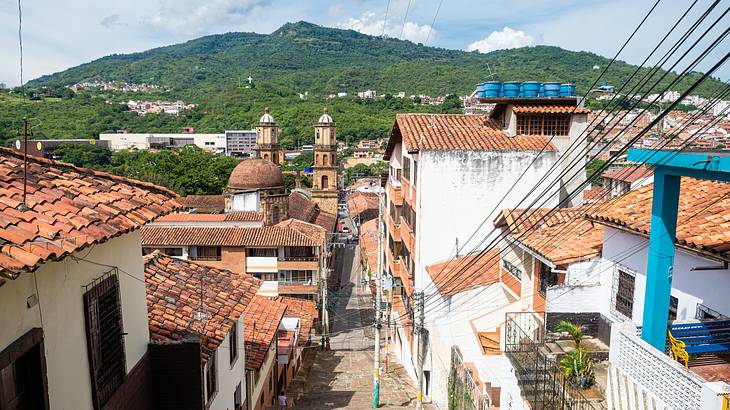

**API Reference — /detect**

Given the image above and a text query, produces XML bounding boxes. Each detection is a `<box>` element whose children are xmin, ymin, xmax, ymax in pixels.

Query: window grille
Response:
<box><xmin>668</xmin><ymin>295</ymin><xmax>679</xmax><ymax>321</ymax></box>
<box><xmin>502</xmin><ymin>259</ymin><xmax>523</xmax><ymax>280</ymax></box>
<box><xmin>612</xmin><ymin>269</ymin><xmax>635</xmax><ymax>319</ymax></box>
<box><xmin>516</xmin><ymin>114</ymin><xmax>570</xmax><ymax>136</ymax></box>
<box><xmin>206</xmin><ymin>351</ymin><xmax>217</xmax><ymax>401</ymax></box>
<box><xmin>83</xmin><ymin>269</ymin><xmax>126</xmax><ymax>409</ymax></box>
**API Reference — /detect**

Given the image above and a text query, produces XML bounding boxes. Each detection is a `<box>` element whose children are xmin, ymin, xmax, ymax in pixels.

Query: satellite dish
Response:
<box><xmin>15</xmin><ymin>140</ymin><xmax>21</xmax><ymax>150</ymax></box>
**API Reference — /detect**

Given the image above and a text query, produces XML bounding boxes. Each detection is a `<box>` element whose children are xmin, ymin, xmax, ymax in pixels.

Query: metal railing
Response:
<box><xmin>189</xmin><ymin>255</ymin><xmax>222</xmax><ymax>261</ymax></box>
<box><xmin>504</xmin><ymin>312</ymin><xmax>602</xmax><ymax>410</ymax></box>
<box><xmin>279</xmin><ymin>256</ymin><xmax>318</xmax><ymax>262</ymax></box>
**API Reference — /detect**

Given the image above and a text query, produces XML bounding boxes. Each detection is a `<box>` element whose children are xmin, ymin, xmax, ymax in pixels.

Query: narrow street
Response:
<box><xmin>284</xmin><ymin>236</ymin><xmax>425</xmax><ymax>408</ymax></box>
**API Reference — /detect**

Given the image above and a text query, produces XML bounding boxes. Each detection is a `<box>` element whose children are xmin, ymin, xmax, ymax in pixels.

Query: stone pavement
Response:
<box><xmin>282</xmin><ymin>243</ymin><xmax>434</xmax><ymax>409</ymax></box>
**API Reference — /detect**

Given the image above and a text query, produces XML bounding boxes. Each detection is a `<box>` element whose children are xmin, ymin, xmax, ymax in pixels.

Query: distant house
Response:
<box><xmin>602</xmin><ymin>166</ymin><xmax>653</xmax><ymax>198</ymax></box>
<box><xmin>0</xmin><ymin>147</ymin><xmax>179</xmax><ymax>409</ymax></box>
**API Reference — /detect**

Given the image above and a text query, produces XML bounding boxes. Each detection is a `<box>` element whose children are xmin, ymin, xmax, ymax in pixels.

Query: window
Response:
<box><xmin>193</xmin><ymin>246</ymin><xmax>221</xmax><ymax>261</ymax></box>
<box><xmin>516</xmin><ymin>114</ymin><xmax>570</xmax><ymax>136</ymax></box>
<box><xmin>614</xmin><ymin>270</ymin><xmax>635</xmax><ymax>319</ymax></box>
<box><xmin>230</xmin><ymin>323</ymin><xmax>238</xmax><ymax>365</ymax></box>
<box><xmin>234</xmin><ymin>383</ymin><xmax>243</xmax><ymax>409</ymax></box>
<box><xmin>502</xmin><ymin>259</ymin><xmax>522</xmax><ymax>280</ymax></box>
<box><xmin>696</xmin><ymin>303</ymin><xmax>726</xmax><ymax>320</ymax></box>
<box><xmin>252</xmin><ymin>272</ymin><xmax>277</xmax><ymax>281</ymax></box>
<box><xmin>83</xmin><ymin>270</ymin><xmax>126</xmax><ymax>409</ymax></box>
<box><xmin>206</xmin><ymin>351</ymin><xmax>217</xmax><ymax>402</ymax></box>
<box><xmin>272</xmin><ymin>206</ymin><xmax>280</xmax><ymax>224</ymax></box>
<box><xmin>538</xmin><ymin>262</ymin><xmax>557</xmax><ymax>295</ymax></box>
<box><xmin>402</xmin><ymin>156</ymin><xmax>411</xmax><ymax>181</ymax></box>
<box><xmin>668</xmin><ymin>295</ymin><xmax>679</xmax><ymax>322</ymax></box>
<box><xmin>321</xmin><ymin>175</ymin><xmax>329</xmax><ymax>190</ymax></box>
<box><xmin>248</xmin><ymin>248</ymin><xmax>277</xmax><ymax>257</ymax></box>
<box><xmin>413</xmin><ymin>160</ymin><xmax>418</xmax><ymax>186</ymax></box>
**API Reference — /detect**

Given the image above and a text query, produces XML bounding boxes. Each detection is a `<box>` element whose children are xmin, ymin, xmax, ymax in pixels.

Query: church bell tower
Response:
<box><xmin>254</xmin><ymin>107</ymin><xmax>281</xmax><ymax>164</ymax></box>
<box><xmin>311</xmin><ymin>107</ymin><xmax>339</xmax><ymax>215</ymax></box>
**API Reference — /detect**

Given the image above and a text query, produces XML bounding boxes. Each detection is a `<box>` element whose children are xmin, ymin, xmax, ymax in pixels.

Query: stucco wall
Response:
<box><xmin>206</xmin><ymin>315</ymin><xmax>246</xmax><ymax>410</ymax></box>
<box><xmin>415</xmin><ymin>150</ymin><xmax>559</xmax><ymax>296</ymax></box>
<box><xmin>0</xmin><ymin>231</ymin><xmax>149</xmax><ymax>409</ymax></box>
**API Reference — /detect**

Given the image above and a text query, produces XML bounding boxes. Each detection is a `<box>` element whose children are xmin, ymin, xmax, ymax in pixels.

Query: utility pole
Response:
<box><xmin>373</xmin><ymin>190</ymin><xmax>384</xmax><ymax>408</ymax></box>
<box><xmin>415</xmin><ymin>290</ymin><xmax>425</xmax><ymax>410</ymax></box>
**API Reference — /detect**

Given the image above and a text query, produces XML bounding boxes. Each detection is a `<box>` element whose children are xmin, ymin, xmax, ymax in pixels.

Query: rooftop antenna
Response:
<box><xmin>17</xmin><ymin>118</ymin><xmax>30</xmax><ymax>211</ymax></box>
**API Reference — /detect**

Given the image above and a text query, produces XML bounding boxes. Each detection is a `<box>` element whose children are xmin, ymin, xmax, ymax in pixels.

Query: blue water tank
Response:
<box><xmin>543</xmin><ymin>82</ymin><xmax>561</xmax><ymax>97</ymax></box>
<box><xmin>523</xmin><ymin>81</ymin><xmax>540</xmax><ymax>98</ymax></box>
<box><xmin>476</xmin><ymin>82</ymin><xmax>487</xmax><ymax>98</ymax></box>
<box><xmin>518</xmin><ymin>83</ymin><xmax>524</xmax><ymax>97</ymax></box>
<box><xmin>483</xmin><ymin>81</ymin><xmax>501</xmax><ymax>98</ymax></box>
<box><xmin>503</xmin><ymin>81</ymin><xmax>520</xmax><ymax>98</ymax></box>
<box><xmin>539</xmin><ymin>84</ymin><xmax>545</xmax><ymax>97</ymax></box>
<box><xmin>560</xmin><ymin>83</ymin><xmax>576</xmax><ymax>97</ymax></box>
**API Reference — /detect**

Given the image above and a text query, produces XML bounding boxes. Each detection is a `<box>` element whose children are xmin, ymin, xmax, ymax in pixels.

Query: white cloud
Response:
<box><xmin>147</xmin><ymin>0</ymin><xmax>270</xmax><ymax>35</ymax></box>
<box><xmin>467</xmin><ymin>26</ymin><xmax>535</xmax><ymax>53</ymax></box>
<box><xmin>338</xmin><ymin>10</ymin><xmax>435</xmax><ymax>44</ymax></box>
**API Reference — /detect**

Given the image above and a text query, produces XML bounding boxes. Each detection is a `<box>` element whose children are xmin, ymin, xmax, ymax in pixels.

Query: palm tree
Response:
<box><xmin>555</xmin><ymin>320</ymin><xmax>583</xmax><ymax>349</ymax></box>
<box><xmin>555</xmin><ymin>320</ymin><xmax>594</xmax><ymax>388</ymax></box>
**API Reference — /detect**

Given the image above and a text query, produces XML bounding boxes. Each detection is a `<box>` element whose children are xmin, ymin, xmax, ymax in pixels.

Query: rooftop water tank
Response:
<box><xmin>503</xmin><ymin>81</ymin><xmax>520</xmax><ymax>98</ymax></box>
<box><xmin>560</xmin><ymin>83</ymin><xmax>576</xmax><ymax>97</ymax></box>
<box><xmin>539</xmin><ymin>84</ymin><xmax>545</xmax><ymax>97</ymax></box>
<box><xmin>483</xmin><ymin>81</ymin><xmax>501</xmax><ymax>98</ymax></box>
<box><xmin>543</xmin><ymin>82</ymin><xmax>561</xmax><ymax>97</ymax></box>
<box><xmin>522</xmin><ymin>81</ymin><xmax>540</xmax><ymax>98</ymax></box>
<box><xmin>476</xmin><ymin>82</ymin><xmax>487</xmax><ymax>98</ymax></box>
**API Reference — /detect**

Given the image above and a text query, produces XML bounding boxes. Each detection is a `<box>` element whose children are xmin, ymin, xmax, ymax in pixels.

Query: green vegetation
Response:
<box><xmin>53</xmin><ymin>144</ymin><xmax>238</xmax><ymax>195</ymax></box>
<box><xmin>586</xmin><ymin>159</ymin><xmax>607</xmax><ymax>186</ymax></box>
<box><xmin>344</xmin><ymin>162</ymin><xmax>388</xmax><ymax>186</ymax></box>
<box><xmin>556</xmin><ymin>320</ymin><xmax>595</xmax><ymax>389</ymax></box>
<box><xmin>3</xmin><ymin>21</ymin><xmax>727</xmax><ymax>148</ymax></box>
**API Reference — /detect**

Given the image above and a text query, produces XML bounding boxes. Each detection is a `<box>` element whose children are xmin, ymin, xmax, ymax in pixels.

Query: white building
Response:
<box><xmin>0</xmin><ymin>147</ymin><xmax>178</xmax><ymax>408</ymax></box>
<box><xmin>100</xmin><ymin>132</ymin><xmax>227</xmax><ymax>153</ymax></box>
<box><xmin>382</xmin><ymin>100</ymin><xmax>590</xmax><ymax>407</ymax></box>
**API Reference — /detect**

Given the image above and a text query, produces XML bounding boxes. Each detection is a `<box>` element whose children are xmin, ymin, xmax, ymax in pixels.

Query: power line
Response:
<box><xmin>17</xmin><ymin>0</ymin><xmax>23</xmax><ymax>87</ymax></box>
<box><xmin>381</xmin><ymin>0</ymin><xmax>392</xmax><ymax>38</ymax></box>
<box><xmin>399</xmin><ymin>0</ymin><xmax>413</xmax><ymax>40</ymax></box>
<box><xmin>424</xmin><ymin>0</ymin><xmax>445</xmax><ymax>46</ymax></box>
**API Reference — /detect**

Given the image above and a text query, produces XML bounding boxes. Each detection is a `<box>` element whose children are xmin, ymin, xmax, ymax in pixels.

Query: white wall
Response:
<box><xmin>99</xmin><ymin>133</ymin><xmax>226</xmax><ymax>152</ymax></box>
<box><xmin>206</xmin><ymin>316</ymin><xmax>247</xmax><ymax>410</ymax></box>
<box><xmin>602</xmin><ymin>227</ymin><xmax>730</xmax><ymax>325</ymax></box>
<box><xmin>415</xmin><ymin>150</ymin><xmax>559</xmax><ymax>296</ymax></box>
<box><xmin>0</xmin><ymin>231</ymin><xmax>149</xmax><ymax>409</ymax></box>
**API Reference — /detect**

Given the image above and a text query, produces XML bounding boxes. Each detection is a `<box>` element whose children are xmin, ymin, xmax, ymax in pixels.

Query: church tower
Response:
<box><xmin>311</xmin><ymin>107</ymin><xmax>339</xmax><ymax>215</ymax></box>
<box><xmin>254</xmin><ymin>107</ymin><xmax>281</xmax><ymax>164</ymax></box>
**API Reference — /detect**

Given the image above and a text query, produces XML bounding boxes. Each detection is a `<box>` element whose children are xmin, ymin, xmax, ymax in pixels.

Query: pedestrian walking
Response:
<box><xmin>278</xmin><ymin>392</ymin><xmax>287</xmax><ymax>409</ymax></box>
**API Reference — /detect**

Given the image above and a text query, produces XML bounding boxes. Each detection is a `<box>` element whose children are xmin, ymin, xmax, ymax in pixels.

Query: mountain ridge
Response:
<box><xmin>28</xmin><ymin>21</ymin><xmax>726</xmax><ymax>98</ymax></box>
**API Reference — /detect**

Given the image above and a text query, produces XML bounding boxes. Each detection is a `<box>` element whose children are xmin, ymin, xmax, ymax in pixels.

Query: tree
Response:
<box><xmin>585</xmin><ymin>159</ymin><xmax>606</xmax><ymax>186</ymax></box>
<box><xmin>53</xmin><ymin>143</ymin><xmax>112</xmax><ymax>168</ymax></box>
<box><xmin>556</xmin><ymin>320</ymin><xmax>595</xmax><ymax>389</ymax></box>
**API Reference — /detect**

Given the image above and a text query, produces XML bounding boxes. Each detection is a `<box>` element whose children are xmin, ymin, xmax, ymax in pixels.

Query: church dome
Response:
<box><xmin>259</xmin><ymin>107</ymin><xmax>276</xmax><ymax>124</ymax></box>
<box><xmin>228</xmin><ymin>158</ymin><xmax>284</xmax><ymax>190</ymax></box>
<box><xmin>318</xmin><ymin>107</ymin><xmax>334</xmax><ymax>124</ymax></box>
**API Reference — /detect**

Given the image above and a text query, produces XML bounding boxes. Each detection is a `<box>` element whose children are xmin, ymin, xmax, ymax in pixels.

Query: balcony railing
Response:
<box><xmin>189</xmin><ymin>255</ymin><xmax>222</xmax><ymax>261</ymax></box>
<box><xmin>504</xmin><ymin>312</ymin><xmax>602</xmax><ymax>410</ymax></box>
<box><xmin>279</xmin><ymin>256</ymin><xmax>317</xmax><ymax>262</ymax></box>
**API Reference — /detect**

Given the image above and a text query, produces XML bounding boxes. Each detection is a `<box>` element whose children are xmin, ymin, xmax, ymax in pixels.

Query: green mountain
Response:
<box><xmin>28</xmin><ymin>21</ymin><xmax>725</xmax><ymax>98</ymax></box>
<box><xmin>3</xmin><ymin>21</ymin><xmax>724</xmax><ymax>148</ymax></box>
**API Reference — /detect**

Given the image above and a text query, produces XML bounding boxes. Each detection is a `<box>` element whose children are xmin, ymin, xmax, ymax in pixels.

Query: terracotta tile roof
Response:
<box><xmin>587</xmin><ymin>178</ymin><xmax>730</xmax><ymax>262</ymax></box>
<box><xmin>494</xmin><ymin>207</ymin><xmax>588</xmax><ymax>235</ymax></box>
<box><xmin>278</xmin><ymin>283</ymin><xmax>318</xmax><ymax>295</ymax></box>
<box><xmin>512</xmin><ymin>105</ymin><xmax>591</xmax><ymax>114</ymax></box>
<box><xmin>359</xmin><ymin>219</ymin><xmax>379</xmax><ymax>272</ymax></box>
<box><xmin>244</xmin><ymin>296</ymin><xmax>287</xmax><ymax>369</ymax></box>
<box><xmin>496</xmin><ymin>207</ymin><xmax>603</xmax><ymax>265</ymax></box>
<box><xmin>288</xmin><ymin>191</ymin><xmax>318</xmax><ymax>222</ymax></box>
<box><xmin>176</xmin><ymin>195</ymin><xmax>225</xmax><ymax>211</ymax></box>
<box><xmin>155</xmin><ymin>211</ymin><xmax>263</xmax><ymax>223</ymax></box>
<box><xmin>0</xmin><ymin>148</ymin><xmax>180</xmax><ymax>278</ymax></box>
<box><xmin>602</xmin><ymin>166</ymin><xmax>653</xmax><ymax>183</ymax></box>
<box><xmin>425</xmin><ymin>249</ymin><xmax>501</xmax><ymax>296</ymax></box>
<box><xmin>346</xmin><ymin>191</ymin><xmax>379</xmax><ymax>222</ymax></box>
<box><xmin>140</xmin><ymin>223</ymin><xmax>323</xmax><ymax>247</ymax></box>
<box><xmin>384</xmin><ymin>114</ymin><xmax>555</xmax><ymax>159</ymax></box>
<box><xmin>583</xmin><ymin>187</ymin><xmax>608</xmax><ymax>203</ymax></box>
<box><xmin>144</xmin><ymin>252</ymin><xmax>260</xmax><ymax>363</ymax></box>
<box><xmin>274</xmin><ymin>296</ymin><xmax>318</xmax><ymax>346</ymax></box>
<box><xmin>275</xmin><ymin>218</ymin><xmax>326</xmax><ymax>246</ymax></box>
<box><xmin>287</xmin><ymin>191</ymin><xmax>337</xmax><ymax>233</ymax></box>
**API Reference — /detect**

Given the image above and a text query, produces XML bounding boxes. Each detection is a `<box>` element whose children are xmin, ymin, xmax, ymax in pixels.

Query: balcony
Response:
<box><xmin>387</xmin><ymin>180</ymin><xmax>403</xmax><ymax>205</ymax></box>
<box><xmin>277</xmin><ymin>257</ymin><xmax>318</xmax><ymax>270</ymax></box>
<box><xmin>246</xmin><ymin>256</ymin><xmax>278</xmax><ymax>273</ymax></box>
<box><xmin>189</xmin><ymin>255</ymin><xmax>222</xmax><ymax>261</ymax></box>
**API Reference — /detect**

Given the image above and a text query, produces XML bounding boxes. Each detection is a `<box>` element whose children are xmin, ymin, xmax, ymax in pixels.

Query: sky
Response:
<box><xmin>0</xmin><ymin>0</ymin><xmax>727</xmax><ymax>87</ymax></box>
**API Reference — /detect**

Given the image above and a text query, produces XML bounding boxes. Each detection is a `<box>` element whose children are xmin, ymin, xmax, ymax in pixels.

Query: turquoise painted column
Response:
<box><xmin>641</xmin><ymin>169</ymin><xmax>681</xmax><ymax>350</ymax></box>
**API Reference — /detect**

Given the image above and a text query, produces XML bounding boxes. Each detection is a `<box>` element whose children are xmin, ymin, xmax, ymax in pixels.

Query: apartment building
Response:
<box><xmin>0</xmin><ymin>147</ymin><xmax>179</xmax><ymax>409</ymax></box>
<box><xmin>381</xmin><ymin>98</ymin><xmax>590</xmax><ymax>406</ymax></box>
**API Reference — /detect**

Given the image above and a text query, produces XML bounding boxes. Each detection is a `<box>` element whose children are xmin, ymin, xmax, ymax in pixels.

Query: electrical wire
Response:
<box><xmin>17</xmin><ymin>0</ymin><xmax>23</xmax><ymax>87</ymax></box>
<box><xmin>424</xmin><ymin>0</ymin><xmax>444</xmax><ymax>46</ymax></box>
<box><xmin>399</xmin><ymin>0</ymin><xmax>413</xmax><ymax>40</ymax></box>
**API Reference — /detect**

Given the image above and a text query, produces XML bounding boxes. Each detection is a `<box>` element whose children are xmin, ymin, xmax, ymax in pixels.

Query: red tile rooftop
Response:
<box><xmin>0</xmin><ymin>147</ymin><xmax>181</xmax><ymax>278</ymax></box>
<box><xmin>274</xmin><ymin>296</ymin><xmax>318</xmax><ymax>346</ymax></box>
<box><xmin>602</xmin><ymin>166</ymin><xmax>653</xmax><ymax>183</ymax></box>
<box><xmin>244</xmin><ymin>296</ymin><xmax>287</xmax><ymax>370</ymax></box>
<box><xmin>144</xmin><ymin>252</ymin><xmax>260</xmax><ymax>363</ymax></box>
<box><xmin>384</xmin><ymin>114</ymin><xmax>555</xmax><ymax>159</ymax></box>
<box><xmin>425</xmin><ymin>249</ymin><xmax>501</xmax><ymax>296</ymax></box>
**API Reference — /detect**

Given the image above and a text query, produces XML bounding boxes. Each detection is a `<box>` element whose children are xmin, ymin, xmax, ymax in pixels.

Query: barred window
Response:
<box><xmin>516</xmin><ymin>114</ymin><xmax>570</xmax><ymax>136</ymax></box>
<box><xmin>614</xmin><ymin>270</ymin><xmax>635</xmax><ymax>319</ymax></box>
<box><xmin>83</xmin><ymin>269</ymin><xmax>126</xmax><ymax>409</ymax></box>
<box><xmin>502</xmin><ymin>259</ymin><xmax>523</xmax><ymax>280</ymax></box>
